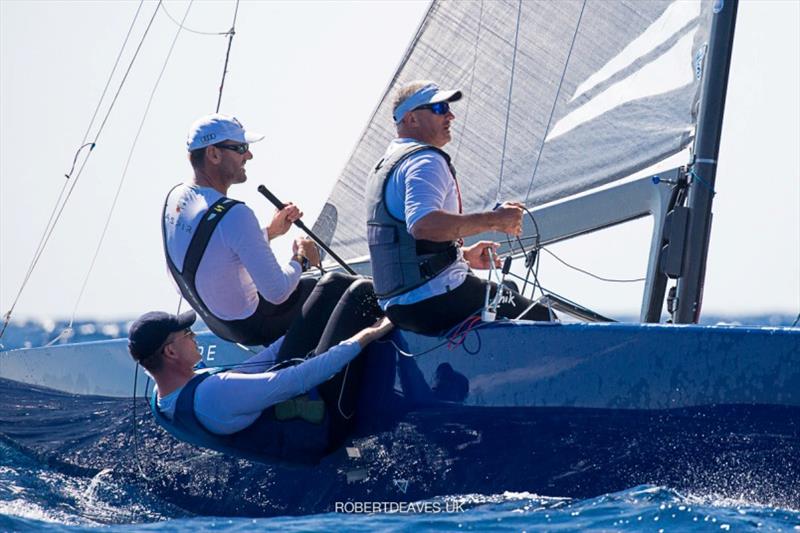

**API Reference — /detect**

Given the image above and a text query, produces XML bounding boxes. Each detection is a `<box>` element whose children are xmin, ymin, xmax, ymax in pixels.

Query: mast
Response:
<box><xmin>674</xmin><ymin>0</ymin><xmax>739</xmax><ymax>324</ymax></box>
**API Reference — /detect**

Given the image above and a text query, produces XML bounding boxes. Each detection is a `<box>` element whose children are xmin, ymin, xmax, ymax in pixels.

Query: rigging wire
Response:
<box><xmin>501</xmin><ymin>232</ymin><xmax>646</xmax><ymax>284</ymax></box>
<box><xmin>504</xmin><ymin>270</ymin><xmax>594</xmax><ymax>317</ymax></box>
<box><xmin>130</xmin><ymin>364</ymin><xmax>153</xmax><ymax>480</ymax></box>
<box><xmin>127</xmin><ymin>0</ymin><xmax>243</xmax><ymax>465</ymax></box>
<box><xmin>452</xmin><ymin>0</ymin><xmax>485</xmax><ymax>162</ymax></box>
<box><xmin>523</xmin><ymin>0</ymin><xmax>587</xmax><ymax>205</ymax></box>
<box><xmin>175</xmin><ymin>0</ymin><xmax>241</xmax><ymax>313</ymax></box>
<box><xmin>523</xmin><ymin>0</ymin><xmax>686</xmax><ymax>207</ymax></box>
<box><xmin>215</xmin><ymin>0</ymin><xmax>241</xmax><ymax>113</ymax></box>
<box><xmin>159</xmin><ymin>1</ymin><xmax>232</xmax><ymax>35</ymax></box>
<box><xmin>512</xmin><ymin>206</ymin><xmax>543</xmax><ymax>298</ymax></box>
<box><xmin>63</xmin><ymin>0</ymin><xmax>196</xmax><ymax>335</ymax></box>
<box><xmin>0</xmin><ymin>0</ymin><xmax>155</xmax><ymax>341</ymax></box>
<box><xmin>540</xmin><ymin>248</ymin><xmax>646</xmax><ymax>283</ymax></box>
<box><xmin>514</xmin><ymin>204</ymin><xmax>644</xmax><ymax>288</ymax></box>
<box><xmin>494</xmin><ymin>0</ymin><xmax>524</xmax><ymax>205</ymax></box>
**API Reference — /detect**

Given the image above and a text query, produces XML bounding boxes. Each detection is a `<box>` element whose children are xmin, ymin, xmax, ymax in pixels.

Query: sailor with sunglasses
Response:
<box><xmin>128</xmin><ymin>309</ymin><xmax>394</xmax><ymax>464</ymax></box>
<box><xmin>163</xmin><ymin>114</ymin><xmax>367</xmax><ymax>352</ymax></box>
<box><xmin>366</xmin><ymin>81</ymin><xmax>552</xmax><ymax>335</ymax></box>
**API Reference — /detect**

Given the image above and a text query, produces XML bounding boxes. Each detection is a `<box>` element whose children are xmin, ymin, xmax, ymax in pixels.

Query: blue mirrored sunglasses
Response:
<box><xmin>215</xmin><ymin>142</ymin><xmax>249</xmax><ymax>154</ymax></box>
<box><xmin>414</xmin><ymin>101</ymin><xmax>450</xmax><ymax>116</ymax></box>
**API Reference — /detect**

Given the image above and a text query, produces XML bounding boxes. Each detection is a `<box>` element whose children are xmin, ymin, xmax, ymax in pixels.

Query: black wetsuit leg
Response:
<box><xmin>312</xmin><ymin>279</ymin><xmax>383</xmax><ymax>448</ymax></box>
<box><xmin>230</xmin><ymin>276</ymin><xmax>319</xmax><ymax>346</ymax></box>
<box><xmin>385</xmin><ymin>274</ymin><xmax>552</xmax><ymax>335</ymax></box>
<box><xmin>276</xmin><ymin>272</ymin><xmax>360</xmax><ymax>360</ymax></box>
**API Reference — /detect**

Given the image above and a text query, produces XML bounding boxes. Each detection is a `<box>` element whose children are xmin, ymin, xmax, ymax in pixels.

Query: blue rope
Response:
<box><xmin>689</xmin><ymin>168</ymin><xmax>715</xmax><ymax>195</ymax></box>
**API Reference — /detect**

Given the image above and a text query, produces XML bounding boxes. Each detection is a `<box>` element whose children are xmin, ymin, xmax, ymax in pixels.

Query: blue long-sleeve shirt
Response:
<box><xmin>157</xmin><ymin>336</ymin><xmax>360</xmax><ymax>434</ymax></box>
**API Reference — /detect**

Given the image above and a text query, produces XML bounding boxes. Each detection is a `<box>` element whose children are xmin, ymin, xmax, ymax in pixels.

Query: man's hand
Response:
<box><xmin>267</xmin><ymin>202</ymin><xmax>302</xmax><ymax>240</ymax></box>
<box><xmin>489</xmin><ymin>202</ymin><xmax>525</xmax><ymax>235</ymax></box>
<box><xmin>463</xmin><ymin>240</ymin><xmax>501</xmax><ymax>270</ymax></box>
<box><xmin>352</xmin><ymin>317</ymin><xmax>395</xmax><ymax>348</ymax></box>
<box><xmin>292</xmin><ymin>237</ymin><xmax>321</xmax><ymax>267</ymax></box>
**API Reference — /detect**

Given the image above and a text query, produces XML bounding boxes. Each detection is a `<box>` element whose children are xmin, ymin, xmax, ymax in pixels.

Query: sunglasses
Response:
<box><xmin>414</xmin><ymin>101</ymin><xmax>450</xmax><ymax>116</ymax></box>
<box><xmin>215</xmin><ymin>142</ymin><xmax>249</xmax><ymax>154</ymax></box>
<box><xmin>159</xmin><ymin>328</ymin><xmax>195</xmax><ymax>352</ymax></box>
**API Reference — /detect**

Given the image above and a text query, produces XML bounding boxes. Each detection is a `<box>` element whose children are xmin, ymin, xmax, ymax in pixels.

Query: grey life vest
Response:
<box><xmin>365</xmin><ymin>142</ymin><xmax>461</xmax><ymax>299</ymax></box>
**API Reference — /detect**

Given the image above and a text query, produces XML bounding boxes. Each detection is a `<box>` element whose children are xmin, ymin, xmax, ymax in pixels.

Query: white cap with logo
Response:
<box><xmin>186</xmin><ymin>113</ymin><xmax>265</xmax><ymax>151</ymax></box>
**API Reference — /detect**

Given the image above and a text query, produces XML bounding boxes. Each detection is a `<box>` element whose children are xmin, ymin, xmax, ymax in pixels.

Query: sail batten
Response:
<box><xmin>312</xmin><ymin>0</ymin><xmax>712</xmax><ymax>266</ymax></box>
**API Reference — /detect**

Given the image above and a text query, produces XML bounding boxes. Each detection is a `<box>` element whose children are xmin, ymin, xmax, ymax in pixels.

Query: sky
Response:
<box><xmin>1</xmin><ymin>0</ymin><xmax>798</xmax><ymax>323</ymax></box>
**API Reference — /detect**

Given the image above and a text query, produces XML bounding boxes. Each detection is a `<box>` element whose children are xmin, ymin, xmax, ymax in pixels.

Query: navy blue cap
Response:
<box><xmin>128</xmin><ymin>310</ymin><xmax>196</xmax><ymax>361</ymax></box>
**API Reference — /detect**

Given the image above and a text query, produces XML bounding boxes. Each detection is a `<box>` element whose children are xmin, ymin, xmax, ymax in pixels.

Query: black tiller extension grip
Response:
<box><xmin>256</xmin><ymin>185</ymin><xmax>357</xmax><ymax>275</ymax></box>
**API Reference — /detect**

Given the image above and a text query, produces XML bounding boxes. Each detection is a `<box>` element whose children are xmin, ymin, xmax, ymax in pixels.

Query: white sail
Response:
<box><xmin>312</xmin><ymin>0</ymin><xmax>713</xmax><ymax>265</ymax></box>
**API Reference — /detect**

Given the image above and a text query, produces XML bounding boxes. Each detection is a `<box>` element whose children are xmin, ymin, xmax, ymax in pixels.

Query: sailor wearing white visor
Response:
<box><xmin>366</xmin><ymin>81</ymin><xmax>553</xmax><ymax>335</ymax></box>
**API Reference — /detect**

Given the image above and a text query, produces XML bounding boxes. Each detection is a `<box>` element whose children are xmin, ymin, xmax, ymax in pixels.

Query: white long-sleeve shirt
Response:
<box><xmin>157</xmin><ymin>337</ymin><xmax>361</xmax><ymax>434</ymax></box>
<box><xmin>163</xmin><ymin>184</ymin><xmax>301</xmax><ymax>320</ymax></box>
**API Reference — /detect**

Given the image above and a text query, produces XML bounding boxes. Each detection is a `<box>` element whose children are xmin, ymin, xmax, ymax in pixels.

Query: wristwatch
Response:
<box><xmin>292</xmin><ymin>253</ymin><xmax>310</xmax><ymax>272</ymax></box>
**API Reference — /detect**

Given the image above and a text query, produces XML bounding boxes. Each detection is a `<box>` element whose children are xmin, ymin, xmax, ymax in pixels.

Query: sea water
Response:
<box><xmin>1</xmin><ymin>318</ymin><xmax>798</xmax><ymax>531</ymax></box>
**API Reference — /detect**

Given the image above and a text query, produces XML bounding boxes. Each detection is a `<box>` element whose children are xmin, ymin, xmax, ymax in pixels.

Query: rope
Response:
<box><xmin>215</xmin><ymin>0</ymin><xmax>241</xmax><ymax>112</ymax></box>
<box><xmin>159</xmin><ymin>1</ymin><xmax>232</xmax><ymax>35</ymax></box>
<box><xmin>524</xmin><ymin>0</ymin><xmax>587</xmax><ymax>205</ymax></box>
<box><xmin>63</xmin><ymin>0</ymin><xmax>195</xmax><ymax>331</ymax></box>
<box><xmin>689</xmin><ymin>168</ymin><xmax>715</xmax><ymax>195</ymax></box>
<box><xmin>0</xmin><ymin>1</ymin><xmax>156</xmax><ymax>340</ymax></box>
<box><xmin>495</xmin><ymin>0</ymin><xmax>524</xmax><ymax>205</ymax></box>
<box><xmin>130</xmin><ymin>364</ymin><xmax>152</xmax><ymax>480</ymax></box>
<box><xmin>447</xmin><ymin>315</ymin><xmax>482</xmax><ymax>350</ymax></box>
<box><xmin>540</xmin><ymin>247</ymin><xmax>645</xmax><ymax>283</ymax></box>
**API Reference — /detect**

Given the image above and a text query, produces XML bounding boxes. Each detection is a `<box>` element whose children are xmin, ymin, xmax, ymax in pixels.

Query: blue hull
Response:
<box><xmin>1</xmin><ymin>321</ymin><xmax>798</xmax><ymax>515</ymax></box>
<box><xmin>1</xmin><ymin>377</ymin><xmax>797</xmax><ymax>515</ymax></box>
<box><xmin>399</xmin><ymin>321</ymin><xmax>800</xmax><ymax>409</ymax></box>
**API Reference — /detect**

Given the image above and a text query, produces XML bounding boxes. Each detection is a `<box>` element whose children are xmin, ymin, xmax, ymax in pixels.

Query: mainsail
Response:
<box><xmin>313</xmin><ymin>0</ymin><xmax>713</xmax><ymax>266</ymax></box>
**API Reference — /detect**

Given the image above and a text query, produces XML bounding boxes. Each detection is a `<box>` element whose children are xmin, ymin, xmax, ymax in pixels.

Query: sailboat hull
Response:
<box><xmin>1</xmin><ymin>321</ymin><xmax>797</xmax><ymax>407</ymax></box>
<box><xmin>1</xmin><ymin>321</ymin><xmax>798</xmax><ymax>514</ymax></box>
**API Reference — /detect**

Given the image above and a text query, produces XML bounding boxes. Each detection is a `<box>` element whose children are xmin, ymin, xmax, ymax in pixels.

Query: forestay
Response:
<box><xmin>312</xmin><ymin>0</ymin><xmax>713</xmax><ymax>266</ymax></box>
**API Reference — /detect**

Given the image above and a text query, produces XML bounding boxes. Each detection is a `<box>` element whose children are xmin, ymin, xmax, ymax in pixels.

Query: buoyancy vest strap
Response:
<box><xmin>161</xmin><ymin>186</ymin><xmax>245</xmax><ymax>341</ymax></box>
<box><xmin>418</xmin><ymin>246</ymin><xmax>459</xmax><ymax>278</ymax></box>
<box><xmin>183</xmin><ymin>197</ymin><xmax>242</xmax><ymax>278</ymax></box>
<box><xmin>149</xmin><ymin>374</ymin><xmax>216</xmax><ymax>453</ymax></box>
<box><xmin>149</xmin><ymin>370</ymin><xmax>330</xmax><ymax>465</ymax></box>
<box><xmin>375</xmin><ymin>146</ymin><xmax>461</xmax><ymax>257</ymax></box>
<box><xmin>366</xmin><ymin>143</ymin><xmax>461</xmax><ymax>299</ymax></box>
<box><xmin>373</xmin><ymin>144</ymin><xmax>462</xmax><ymax>220</ymax></box>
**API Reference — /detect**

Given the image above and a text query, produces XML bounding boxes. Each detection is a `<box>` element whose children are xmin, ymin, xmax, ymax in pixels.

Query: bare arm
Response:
<box><xmin>350</xmin><ymin>317</ymin><xmax>394</xmax><ymax>348</ymax></box>
<box><xmin>409</xmin><ymin>202</ymin><xmax>526</xmax><ymax>242</ymax></box>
